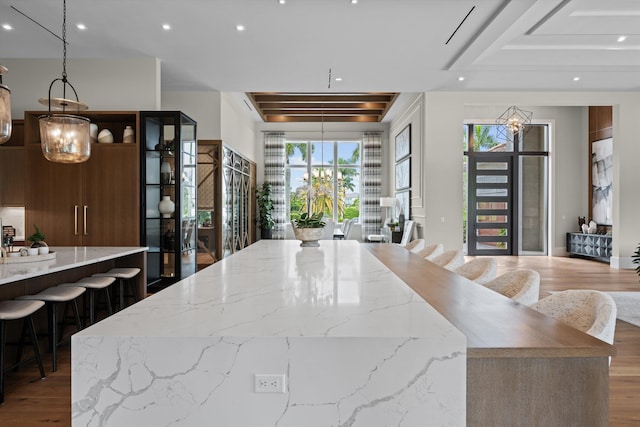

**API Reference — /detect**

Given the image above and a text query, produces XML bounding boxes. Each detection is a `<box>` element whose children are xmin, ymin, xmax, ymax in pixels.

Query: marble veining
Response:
<box><xmin>73</xmin><ymin>241</ymin><xmax>466</xmax><ymax>426</ymax></box>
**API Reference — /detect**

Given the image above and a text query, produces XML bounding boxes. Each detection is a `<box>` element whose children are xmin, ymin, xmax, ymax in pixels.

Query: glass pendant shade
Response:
<box><xmin>0</xmin><ymin>65</ymin><xmax>11</xmax><ymax>144</ymax></box>
<box><xmin>39</xmin><ymin>114</ymin><xmax>91</xmax><ymax>163</ymax></box>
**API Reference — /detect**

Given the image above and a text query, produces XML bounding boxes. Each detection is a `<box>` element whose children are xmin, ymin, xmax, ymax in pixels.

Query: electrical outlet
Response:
<box><xmin>254</xmin><ymin>374</ymin><xmax>286</xmax><ymax>393</ymax></box>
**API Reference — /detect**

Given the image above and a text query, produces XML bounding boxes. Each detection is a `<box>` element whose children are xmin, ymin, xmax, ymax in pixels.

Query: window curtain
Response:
<box><xmin>362</xmin><ymin>132</ymin><xmax>382</xmax><ymax>237</ymax></box>
<box><xmin>264</xmin><ymin>132</ymin><xmax>287</xmax><ymax>239</ymax></box>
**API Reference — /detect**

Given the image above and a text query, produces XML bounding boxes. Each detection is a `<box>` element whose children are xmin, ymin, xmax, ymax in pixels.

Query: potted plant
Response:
<box><xmin>27</xmin><ymin>224</ymin><xmax>48</xmax><ymax>251</ymax></box>
<box><xmin>292</xmin><ymin>212</ymin><xmax>326</xmax><ymax>247</ymax></box>
<box><xmin>256</xmin><ymin>182</ymin><xmax>275</xmax><ymax>239</ymax></box>
<box><xmin>633</xmin><ymin>243</ymin><xmax>640</xmax><ymax>282</ymax></box>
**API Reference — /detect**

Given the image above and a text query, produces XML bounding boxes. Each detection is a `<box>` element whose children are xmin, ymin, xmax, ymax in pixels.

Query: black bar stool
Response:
<box><xmin>17</xmin><ymin>286</ymin><xmax>86</xmax><ymax>372</ymax></box>
<box><xmin>93</xmin><ymin>268</ymin><xmax>141</xmax><ymax>311</ymax></box>
<box><xmin>0</xmin><ymin>300</ymin><xmax>46</xmax><ymax>404</ymax></box>
<box><xmin>60</xmin><ymin>276</ymin><xmax>115</xmax><ymax>325</ymax></box>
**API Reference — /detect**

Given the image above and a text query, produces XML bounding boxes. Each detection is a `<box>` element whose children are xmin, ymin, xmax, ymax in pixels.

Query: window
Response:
<box><xmin>286</xmin><ymin>140</ymin><xmax>361</xmax><ymax>222</ymax></box>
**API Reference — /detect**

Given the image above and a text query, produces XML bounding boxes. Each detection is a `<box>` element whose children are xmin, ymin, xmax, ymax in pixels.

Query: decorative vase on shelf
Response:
<box><xmin>158</xmin><ymin>195</ymin><xmax>175</xmax><ymax>218</ymax></box>
<box><xmin>123</xmin><ymin>125</ymin><xmax>135</xmax><ymax>144</ymax></box>
<box><xmin>161</xmin><ymin>161</ymin><xmax>172</xmax><ymax>184</ymax></box>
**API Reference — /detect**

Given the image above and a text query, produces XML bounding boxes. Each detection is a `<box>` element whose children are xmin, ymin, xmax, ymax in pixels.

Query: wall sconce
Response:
<box><xmin>495</xmin><ymin>105</ymin><xmax>533</xmax><ymax>143</ymax></box>
<box><xmin>38</xmin><ymin>0</ymin><xmax>91</xmax><ymax>163</ymax></box>
<box><xmin>0</xmin><ymin>65</ymin><xmax>11</xmax><ymax>144</ymax></box>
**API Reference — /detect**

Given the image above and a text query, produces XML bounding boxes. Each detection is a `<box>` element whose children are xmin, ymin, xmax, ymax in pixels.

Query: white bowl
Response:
<box><xmin>7</xmin><ymin>251</ymin><xmax>20</xmax><ymax>257</ymax></box>
<box><xmin>38</xmin><ymin>246</ymin><xmax>50</xmax><ymax>255</ymax></box>
<box><xmin>27</xmin><ymin>248</ymin><xmax>39</xmax><ymax>256</ymax></box>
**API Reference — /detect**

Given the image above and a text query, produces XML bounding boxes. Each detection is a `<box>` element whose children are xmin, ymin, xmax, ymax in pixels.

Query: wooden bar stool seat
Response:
<box><xmin>0</xmin><ymin>300</ymin><xmax>46</xmax><ymax>404</ymax></box>
<box><xmin>17</xmin><ymin>286</ymin><xmax>86</xmax><ymax>372</ymax></box>
<box><xmin>60</xmin><ymin>276</ymin><xmax>115</xmax><ymax>326</ymax></box>
<box><xmin>93</xmin><ymin>268</ymin><xmax>141</xmax><ymax>311</ymax></box>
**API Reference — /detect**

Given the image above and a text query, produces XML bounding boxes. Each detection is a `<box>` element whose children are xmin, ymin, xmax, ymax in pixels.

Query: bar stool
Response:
<box><xmin>60</xmin><ymin>277</ymin><xmax>115</xmax><ymax>326</ymax></box>
<box><xmin>92</xmin><ymin>268</ymin><xmax>141</xmax><ymax>312</ymax></box>
<box><xmin>17</xmin><ymin>286</ymin><xmax>86</xmax><ymax>372</ymax></box>
<box><xmin>0</xmin><ymin>300</ymin><xmax>46</xmax><ymax>404</ymax></box>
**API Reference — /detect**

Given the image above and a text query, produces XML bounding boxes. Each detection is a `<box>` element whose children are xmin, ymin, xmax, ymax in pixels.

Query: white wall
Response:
<box><xmin>4</xmin><ymin>58</ymin><xmax>160</xmax><ymax>114</ymax></box>
<box><xmin>392</xmin><ymin>91</ymin><xmax>640</xmax><ymax>267</ymax></box>
<box><xmin>161</xmin><ymin>91</ymin><xmax>221</xmax><ymax>139</ymax></box>
<box><xmin>220</xmin><ymin>92</ymin><xmax>258</xmax><ymax>162</ymax></box>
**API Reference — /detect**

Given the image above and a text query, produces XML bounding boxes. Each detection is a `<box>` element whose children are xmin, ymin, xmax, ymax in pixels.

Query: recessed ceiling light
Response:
<box><xmin>617</xmin><ymin>35</ymin><xmax>627</xmax><ymax>42</ymax></box>
<box><xmin>279</xmin><ymin>0</ymin><xmax>286</xmax><ymax>4</ymax></box>
<box><xmin>335</xmin><ymin>77</ymin><xmax>343</xmax><ymax>82</ymax></box>
<box><xmin>162</xmin><ymin>23</ymin><xmax>172</xmax><ymax>31</ymax></box>
<box><xmin>573</xmin><ymin>76</ymin><xmax>581</xmax><ymax>81</ymax></box>
<box><xmin>236</xmin><ymin>24</ymin><xmax>245</xmax><ymax>31</ymax></box>
<box><xmin>76</xmin><ymin>23</ymin><xmax>87</xmax><ymax>30</ymax></box>
<box><xmin>351</xmin><ymin>0</ymin><xmax>358</xmax><ymax>4</ymax></box>
<box><xmin>458</xmin><ymin>76</ymin><xmax>465</xmax><ymax>81</ymax></box>
<box><xmin>2</xmin><ymin>24</ymin><xmax>13</xmax><ymax>31</ymax></box>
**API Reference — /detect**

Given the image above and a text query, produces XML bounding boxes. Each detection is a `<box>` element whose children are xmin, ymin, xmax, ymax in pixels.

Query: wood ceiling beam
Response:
<box><xmin>256</xmin><ymin>102</ymin><xmax>389</xmax><ymax>109</ymax></box>
<box><xmin>265</xmin><ymin>115</ymin><xmax>380</xmax><ymax>123</ymax></box>
<box><xmin>251</xmin><ymin>94</ymin><xmax>395</xmax><ymax>103</ymax></box>
<box><xmin>262</xmin><ymin>109</ymin><xmax>384</xmax><ymax>116</ymax></box>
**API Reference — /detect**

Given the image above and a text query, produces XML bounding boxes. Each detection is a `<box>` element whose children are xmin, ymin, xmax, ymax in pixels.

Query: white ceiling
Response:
<box><xmin>1</xmin><ymin>0</ymin><xmax>639</xmax><ymax>96</ymax></box>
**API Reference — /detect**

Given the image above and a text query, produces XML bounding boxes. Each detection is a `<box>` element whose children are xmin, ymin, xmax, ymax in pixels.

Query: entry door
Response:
<box><xmin>468</xmin><ymin>155</ymin><xmax>515</xmax><ymax>255</ymax></box>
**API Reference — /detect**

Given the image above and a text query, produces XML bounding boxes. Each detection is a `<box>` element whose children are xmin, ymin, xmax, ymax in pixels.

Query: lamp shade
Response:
<box><xmin>380</xmin><ymin>197</ymin><xmax>396</xmax><ymax>207</ymax></box>
<box><xmin>39</xmin><ymin>114</ymin><xmax>91</xmax><ymax>163</ymax></box>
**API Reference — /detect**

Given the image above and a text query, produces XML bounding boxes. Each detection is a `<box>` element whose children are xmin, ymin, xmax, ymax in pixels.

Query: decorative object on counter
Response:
<box><xmin>256</xmin><ymin>182</ymin><xmax>275</xmax><ymax>239</ymax></box>
<box><xmin>588</xmin><ymin>220</ymin><xmax>597</xmax><ymax>235</ymax></box>
<box><xmin>158</xmin><ymin>195</ymin><xmax>175</xmax><ymax>218</ymax></box>
<box><xmin>38</xmin><ymin>0</ymin><xmax>91</xmax><ymax>164</ymax></box>
<box><xmin>292</xmin><ymin>212</ymin><xmax>325</xmax><ymax>247</ymax></box>
<box><xmin>581</xmin><ymin>223</ymin><xmax>589</xmax><ymax>234</ymax></box>
<box><xmin>27</xmin><ymin>224</ymin><xmax>47</xmax><ymax>248</ymax></box>
<box><xmin>578</xmin><ymin>216</ymin><xmax>586</xmax><ymax>232</ymax></box>
<box><xmin>0</xmin><ymin>64</ymin><xmax>12</xmax><ymax>144</ymax></box>
<box><xmin>123</xmin><ymin>125</ymin><xmax>135</xmax><ymax>144</ymax></box>
<box><xmin>161</xmin><ymin>161</ymin><xmax>172</xmax><ymax>184</ymax></box>
<box><xmin>97</xmin><ymin>129</ymin><xmax>113</xmax><ymax>143</ymax></box>
<box><xmin>89</xmin><ymin>123</ymin><xmax>99</xmax><ymax>143</ymax></box>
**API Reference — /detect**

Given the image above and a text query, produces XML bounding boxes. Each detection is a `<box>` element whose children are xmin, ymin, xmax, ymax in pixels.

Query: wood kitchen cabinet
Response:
<box><xmin>0</xmin><ymin>120</ymin><xmax>25</xmax><ymax>206</ymax></box>
<box><xmin>24</xmin><ymin>111</ymin><xmax>140</xmax><ymax>246</ymax></box>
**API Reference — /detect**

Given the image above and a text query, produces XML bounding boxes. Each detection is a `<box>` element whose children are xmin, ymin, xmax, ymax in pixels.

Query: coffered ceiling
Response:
<box><xmin>247</xmin><ymin>92</ymin><xmax>398</xmax><ymax>122</ymax></box>
<box><xmin>1</xmin><ymin>0</ymin><xmax>639</xmax><ymax>122</ymax></box>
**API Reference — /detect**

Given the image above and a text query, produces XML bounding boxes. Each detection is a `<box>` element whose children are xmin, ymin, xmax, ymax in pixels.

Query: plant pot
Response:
<box><xmin>261</xmin><ymin>229</ymin><xmax>273</xmax><ymax>240</ymax></box>
<box><xmin>293</xmin><ymin>227</ymin><xmax>324</xmax><ymax>247</ymax></box>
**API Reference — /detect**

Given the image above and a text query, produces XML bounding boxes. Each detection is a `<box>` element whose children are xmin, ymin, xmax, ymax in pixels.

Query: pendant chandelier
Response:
<box><xmin>38</xmin><ymin>0</ymin><xmax>90</xmax><ymax>163</ymax></box>
<box><xmin>0</xmin><ymin>65</ymin><xmax>11</xmax><ymax>144</ymax></box>
<box><xmin>495</xmin><ymin>105</ymin><xmax>533</xmax><ymax>143</ymax></box>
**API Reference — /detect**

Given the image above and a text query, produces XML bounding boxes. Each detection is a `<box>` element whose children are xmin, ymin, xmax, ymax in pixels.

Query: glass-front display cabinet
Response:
<box><xmin>141</xmin><ymin>111</ymin><xmax>197</xmax><ymax>289</ymax></box>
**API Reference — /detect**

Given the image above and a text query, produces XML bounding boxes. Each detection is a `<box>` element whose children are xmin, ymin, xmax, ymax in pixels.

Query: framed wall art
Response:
<box><xmin>395</xmin><ymin>190</ymin><xmax>410</xmax><ymax>218</ymax></box>
<box><xmin>395</xmin><ymin>157</ymin><xmax>410</xmax><ymax>190</ymax></box>
<box><xmin>395</xmin><ymin>124</ymin><xmax>411</xmax><ymax>161</ymax></box>
<box><xmin>591</xmin><ymin>137</ymin><xmax>613</xmax><ymax>225</ymax></box>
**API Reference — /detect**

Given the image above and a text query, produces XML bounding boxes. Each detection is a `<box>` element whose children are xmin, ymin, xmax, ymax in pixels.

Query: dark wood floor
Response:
<box><xmin>1</xmin><ymin>255</ymin><xmax>639</xmax><ymax>426</ymax></box>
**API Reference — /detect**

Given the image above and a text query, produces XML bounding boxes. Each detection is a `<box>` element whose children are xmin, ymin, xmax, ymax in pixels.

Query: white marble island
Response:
<box><xmin>72</xmin><ymin>241</ymin><xmax>466</xmax><ymax>426</ymax></box>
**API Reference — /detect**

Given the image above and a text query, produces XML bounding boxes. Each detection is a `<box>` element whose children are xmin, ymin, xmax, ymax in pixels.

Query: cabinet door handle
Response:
<box><xmin>74</xmin><ymin>205</ymin><xmax>79</xmax><ymax>235</ymax></box>
<box><xmin>83</xmin><ymin>205</ymin><xmax>88</xmax><ymax>235</ymax></box>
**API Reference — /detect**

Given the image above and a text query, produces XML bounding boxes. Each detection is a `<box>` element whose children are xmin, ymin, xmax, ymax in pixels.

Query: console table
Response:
<box><xmin>566</xmin><ymin>232</ymin><xmax>612</xmax><ymax>262</ymax></box>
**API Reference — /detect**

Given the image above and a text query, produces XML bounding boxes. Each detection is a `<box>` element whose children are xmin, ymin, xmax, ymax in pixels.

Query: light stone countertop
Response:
<box><xmin>0</xmin><ymin>246</ymin><xmax>148</xmax><ymax>285</ymax></box>
<box><xmin>77</xmin><ymin>240</ymin><xmax>463</xmax><ymax>340</ymax></box>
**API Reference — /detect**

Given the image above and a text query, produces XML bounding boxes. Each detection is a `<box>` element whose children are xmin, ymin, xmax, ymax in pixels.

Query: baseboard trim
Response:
<box><xmin>610</xmin><ymin>256</ymin><xmax>635</xmax><ymax>270</ymax></box>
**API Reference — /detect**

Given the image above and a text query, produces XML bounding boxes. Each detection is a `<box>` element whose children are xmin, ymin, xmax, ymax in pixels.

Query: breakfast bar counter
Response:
<box><xmin>72</xmin><ymin>240</ymin><xmax>466</xmax><ymax>427</ymax></box>
<box><xmin>0</xmin><ymin>247</ymin><xmax>148</xmax><ymax>300</ymax></box>
<box><xmin>72</xmin><ymin>241</ymin><xmax>614</xmax><ymax>426</ymax></box>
